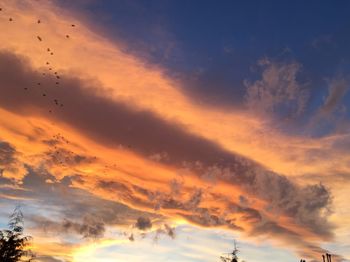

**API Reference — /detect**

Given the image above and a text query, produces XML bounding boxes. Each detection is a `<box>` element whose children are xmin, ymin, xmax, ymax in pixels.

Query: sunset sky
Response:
<box><xmin>0</xmin><ymin>1</ymin><xmax>350</xmax><ymax>261</ymax></box>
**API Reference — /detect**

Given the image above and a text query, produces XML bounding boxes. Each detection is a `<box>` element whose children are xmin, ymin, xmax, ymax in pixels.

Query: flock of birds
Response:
<box><xmin>0</xmin><ymin>7</ymin><xmax>91</xmax><ymax>167</ymax></box>
<box><xmin>1</xmin><ymin>7</ymin><xmax>339</xmax><ymax>262</ymax></box>
<box><xmin>35</xmin><ymin>19</ymin><xmax>76</xmax><ymax>114</ymax></box>
<box><xmin>1</xmin><ymin>6</ymin><xmax>76</xmax><ymax>114</ymax></box>
<box><xmin>2</xmin><ymin>8</ymin><xmax>125</xmax><ymax>169</ymax></box>
<box><xmin>2</xmin><ymin>7</ymin><xmax>137</xmax><ymax>153</ymax></box>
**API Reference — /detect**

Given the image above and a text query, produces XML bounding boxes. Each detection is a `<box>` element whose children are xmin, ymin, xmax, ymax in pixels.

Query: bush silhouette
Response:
<box><xmin>0</xmin><ymin>206</ymin><xmax>35</xmax><ymax>262</ymax></box>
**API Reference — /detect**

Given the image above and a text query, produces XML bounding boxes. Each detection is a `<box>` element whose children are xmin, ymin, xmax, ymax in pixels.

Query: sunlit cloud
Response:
<box><xmin>0</xmin><ymin>0</ymin><xmax>349</xmax><ymax>261</ymax></box>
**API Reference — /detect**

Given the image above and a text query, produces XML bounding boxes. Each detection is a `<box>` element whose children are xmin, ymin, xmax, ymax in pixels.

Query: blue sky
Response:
<box><xmin>56</xmin><ymin>0</ymin><xmax>350</xmax><ymax>138</ymax></box>
<box><xmin>58</xmin><ymin>0</ymin><xmax>350</xmax><ymax>109</ymax></box>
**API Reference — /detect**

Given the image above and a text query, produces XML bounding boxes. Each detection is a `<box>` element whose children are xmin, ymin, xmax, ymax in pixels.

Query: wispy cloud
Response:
<box><xmin>245</xmin><ymin>58</ymin><xmax>308</xmax><ymax>119</ymax></box>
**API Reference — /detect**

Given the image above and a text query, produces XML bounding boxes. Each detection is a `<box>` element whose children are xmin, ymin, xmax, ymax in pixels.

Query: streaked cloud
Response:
<box><xmin>321</xmin><ymin>76</ymin><xmax>349</xmax><ymax>115</ymax></box>
<box><xmin>0</xmin><ymin>1</ymin><xmax>349</xmax><ymax>261</ymax></box>
<box><xmin>245</xmin><ymin>58</ymin><xmax>308</xmax><ymax>119</ymax></box>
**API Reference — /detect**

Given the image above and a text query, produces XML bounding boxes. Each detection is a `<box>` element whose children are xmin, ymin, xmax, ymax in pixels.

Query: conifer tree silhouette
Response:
<box><xmin>0</xmin><ymin>206</ymin><xmax>35</xmax><ymax>262</ymax></box>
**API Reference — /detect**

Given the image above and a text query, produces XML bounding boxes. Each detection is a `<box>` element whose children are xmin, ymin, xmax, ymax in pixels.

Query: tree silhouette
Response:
<box><xmin>220</xmin><ymin>240</ymin><xmax>246</xmax><ymax>262</ymax></box>
<box><xmin>0</xmin><ymin>206</ymin><xmax>35</xmax><ymax>262</ymax></box>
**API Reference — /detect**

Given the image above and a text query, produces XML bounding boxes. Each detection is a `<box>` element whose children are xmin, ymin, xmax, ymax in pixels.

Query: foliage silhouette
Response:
<box><xmin>220</xmin><ymin>240</ymin><xmax>246</xmax><ymax>262</ymax></box>
<box><xmin>0</xmin><ymin>206</ymin><xmax>35</xmax><ymax>262</ymax></box>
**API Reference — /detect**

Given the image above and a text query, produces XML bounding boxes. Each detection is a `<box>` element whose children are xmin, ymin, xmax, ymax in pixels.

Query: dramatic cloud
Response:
<box><xmin>0</xmin><ymin>165</ymin><xmax>162</xmax><ymax>230</ymax></box>
<box><xmin>0</xmin><ymin>50</ymin><xmax>337</xmax><ymax>260</ymax></box>
<box><xmin>135</xmin><ymin>216</ymin><xmax>152</xmax><ymax>231</ymax></box>
<box><xmin>0</xmin><ymin>51</ymin><xmax>243</xmax><ymax>166</ymax></box>
<box><xmin>245</xmin><ymin>58</ymin><xmax>308</xmax><ymax>119</ymax></box>
<box><xmin>0</xmin><ymin>141</ymin><xmax>17</xmax><ymax>168</ymax></box>
<box><xmin>31</xmin><ymin>216</ymin><xmax>106</xmax><ymax>239</ymax></box>
<box><xmin>321</xmin><ymin>76</ymin><xmax>349</xmax><ymax>115</ymax></box>
<box><xmin>0</xmin><ymin>1</ymin><xmax>349</xmax><ymax>261</ymax></box>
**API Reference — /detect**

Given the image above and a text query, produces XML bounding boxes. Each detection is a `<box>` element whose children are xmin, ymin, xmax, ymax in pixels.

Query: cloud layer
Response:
<box><xmin>0</xmin><ymin>51</ymin><xmax>338</xmax><ymax>260</ymax></box>
<box><xmin>0</xmin><ymin>1</ymin><xmax>349</xmax><ymax>261</ymax></box>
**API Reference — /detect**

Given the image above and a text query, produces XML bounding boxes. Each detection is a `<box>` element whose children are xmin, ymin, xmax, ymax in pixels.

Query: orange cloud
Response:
<box><xmin>0</xmin><ymin>1</ymin><xmax>348</xmax><ymax>261</ymax></box>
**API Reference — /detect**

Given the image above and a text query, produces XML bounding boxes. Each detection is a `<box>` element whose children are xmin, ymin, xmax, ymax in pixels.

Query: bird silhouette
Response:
<box><xmin>37</xmin><ymin>36</ymin><xmax>42</xmax><ymax>41</ymax></box>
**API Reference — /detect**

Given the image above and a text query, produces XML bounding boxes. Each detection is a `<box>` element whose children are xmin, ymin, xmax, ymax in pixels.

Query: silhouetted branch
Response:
<box><xmin>0</xmin><ymin>206</ymin><xmax>35</xmax><ymax>262</ymax></box>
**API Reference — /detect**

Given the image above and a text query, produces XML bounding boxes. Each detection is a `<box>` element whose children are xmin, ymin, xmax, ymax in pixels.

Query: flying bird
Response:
<box><xmin>37</xmin><ymin>36</ymin><xmax>42</xmax><ymax>41</ymax></box>
<box><xmin>9</xmin><ymin>18</ymin><xmax>13</xmax><ymax>21</ymax></box>
<box><xmin>66</xmin><ymin>35</ymin><xmax>70</xmax><ymax>38</ymax></box>
<box><xmin>37</xmin><ymin>19</ymin><xmax>41</xmax><ymax>24</ymax></box>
